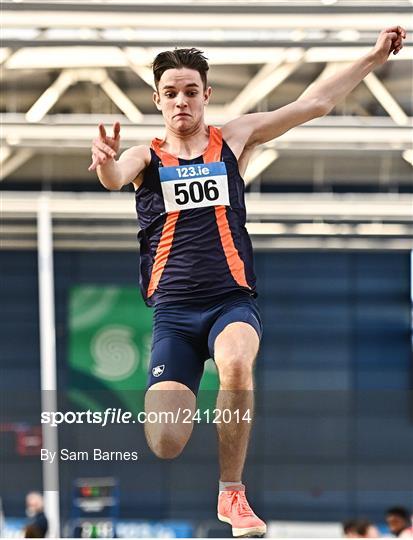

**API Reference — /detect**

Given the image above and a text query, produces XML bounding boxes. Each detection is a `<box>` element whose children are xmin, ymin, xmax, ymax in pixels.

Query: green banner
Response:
<box><xmin>68</xmin><ymin>286</ymin><xmax>218</xmax><ymax>412</ymax></box>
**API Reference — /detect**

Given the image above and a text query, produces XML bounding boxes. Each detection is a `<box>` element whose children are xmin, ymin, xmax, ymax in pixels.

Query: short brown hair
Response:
<box><xmin>343</xmin><ymin>519</ymin><xmax>374</xmax><ymax>537</ymax></box>
<box><xmin>152</xmin><ymin>47</ymin><xmax>209</xmax><ymax>90</ymax></box>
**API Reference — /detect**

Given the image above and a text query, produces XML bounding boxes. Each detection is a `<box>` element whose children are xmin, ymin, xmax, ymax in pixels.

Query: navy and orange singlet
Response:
<box><xmin>135</xmin><ymin>125</ymin><xmax>257</xmax><ymax>307</ymax></box>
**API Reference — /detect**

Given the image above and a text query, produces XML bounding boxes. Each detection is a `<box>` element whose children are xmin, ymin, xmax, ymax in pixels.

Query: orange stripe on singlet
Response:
<box><xmin>147</xmin><ymin>126</ymin><xmax>250</xmax><ymax>297</ymax></box>
<box><xmin>205</xmin><ymin>127</ymin><xmax>250</xmax><ymax>290</ymax></box>
<box><xmin>214</xmin><ymin>206</ymin><xmax>249</xmax><ymax>289</ymax></box>
<box><xmin>146</xmin><ymin>142</ymin><xmax>180</xmax><ymax>299</ymax></box>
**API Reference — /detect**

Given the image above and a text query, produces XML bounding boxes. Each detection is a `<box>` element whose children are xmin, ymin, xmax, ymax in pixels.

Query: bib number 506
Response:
<box><xmin>174</xmin><ymin>179</ymin><xmax>219</xmax><ymax>205</ymax></box>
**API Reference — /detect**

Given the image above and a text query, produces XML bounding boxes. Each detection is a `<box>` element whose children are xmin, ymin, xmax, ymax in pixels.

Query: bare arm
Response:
<box><xmin>299</xmin><ymin>26</ymin><xmax>406</xmax><ymax>109</ymax></box>
<box><xmin>223</xmin><ymin>26</ymin><xmax>406</xmax><ymax>153</ymax></box>
<box><xmin>89</xmin><ymin>122</ymin><xmax>150</xmax><ymax>191</ymax></box>
<box><xmin>97</xmin><ymin>145</ymin><xmax>150</xmax><ymax>191</ymax></box>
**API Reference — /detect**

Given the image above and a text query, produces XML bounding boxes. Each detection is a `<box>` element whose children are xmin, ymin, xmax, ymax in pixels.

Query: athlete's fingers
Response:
<box><xmin>89</xmin><ymin>149</ymin><xmax>110</xmax><ymax>170</ymax></box>
<box><xmin>92</xmin><ymin>138</ymin><xmax>116</xmax><ymax>157</ymax></box>
<box><xmin>384</xmin><ymin>32</ymin><xmax>398</xmax><ymax>53</ymax></box>
<box><xmin>386</xmin><ymin>31</ymin><xmax>398</xmax><ymax>41</ymax></box>
<box><xmin>88</xmin><ymin>153</ymin><xmax>99</xmax><ymax>171</ymax></box>
<box><xmin>385</xmin><ymin>25</ymin><xmax>406</xmax><ymax>37</ymax></box>
<box><xmin>93</xmin><ymin>139</ymin><xmax>117</xmax><ymax>158</ymax></box>
<box><xmin>386</xmin><ymin>26</ymin><xmax>406</xmax><ymax>45</ymax></box>
<box><xmin>392</xmin><ymin>38</ymin><xmax>403</xmax><ymax>53</ymax></box>
<box><xmin>396</xmin><ymin>25</ymin><xmax>406</xmax><ymax>38</ymax></box>
<box><xmin>92</xmin><ymin>149</ymin><xmax>108</xmax><ymax>163</ymax></box>
<box><xmin>113</xmin><ymin>121</ymin><xmax>120</xmax><ymax>140</ymax></box>
<box><xmin>98</xmin><ymin>123</ymin><xmax>107</xmax><ymax>141</ymax></box>
<box><xmin>98</xmin><ymin>150</ymin><xmax>109</xmax><ymax>161</ymax></box>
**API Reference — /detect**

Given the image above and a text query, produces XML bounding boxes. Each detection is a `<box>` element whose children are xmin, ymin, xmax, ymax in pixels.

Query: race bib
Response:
<box><xmin>159</xmin><ymin>161</ymin><xmax>230</xmax><ymax>212</ymax></box>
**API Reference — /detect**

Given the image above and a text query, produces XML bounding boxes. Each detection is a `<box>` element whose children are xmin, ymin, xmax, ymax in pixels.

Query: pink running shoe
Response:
<box><xmin>217</xmin><ymin>484</ymin><xmax>267</xmax><ymax>537</ymax></box>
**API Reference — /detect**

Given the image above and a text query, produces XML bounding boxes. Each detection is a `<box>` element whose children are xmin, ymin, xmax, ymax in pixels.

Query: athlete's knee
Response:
<box><xmin>216</xmin><ymin>353</ymin><xmax>254</xmax><ymax>389</ymax></box>
<box><xmin>214</xmin><ymin>323</ymin><xmax>259</xmax><ymax>387</ymax></box>
<box><xmin>145</xmin><ymin>424</ymin><xmax>190</xmax><ymax>459</ymax></box>
<box><xmin>143</xmin><ymin>381</ymin><xmax>195</xmax><ymax>458</ymax></box>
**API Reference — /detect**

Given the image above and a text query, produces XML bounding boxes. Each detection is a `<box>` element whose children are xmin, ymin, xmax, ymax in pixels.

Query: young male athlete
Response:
<box><xmin>89</xmin><ymin>27</ymin><xmax>405</xmax><ymax>538</ymax></box>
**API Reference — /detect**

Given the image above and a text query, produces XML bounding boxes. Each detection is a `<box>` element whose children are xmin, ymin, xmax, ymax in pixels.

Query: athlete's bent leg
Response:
<box><xmin>145</xmin><ymin>330</ymin><xmax>204</xmax><ymax>459</ymax></box>
<box><xmin>144</xmin><ymin>380</ymin><xmax>196</xmax><ymax>459</ymax></box>
<box><xmin>214</xmin><ymin>322</ymin><xmax>259</xmax><ymax>481</ymax></box>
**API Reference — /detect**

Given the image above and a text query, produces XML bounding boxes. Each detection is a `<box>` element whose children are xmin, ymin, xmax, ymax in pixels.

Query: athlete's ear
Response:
<box><xmin>204</xmin><ymin>86</ymin><xmax>212</xmax><ymax>106</ymax></box>
<box><xmin>153</xmin><ymin>91</ymin><xmax>162</xmax><ymax>111</ymax></box>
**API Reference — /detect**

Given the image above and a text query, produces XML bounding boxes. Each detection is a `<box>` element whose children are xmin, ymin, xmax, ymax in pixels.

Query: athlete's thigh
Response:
<box><xmin>213</xmin><ymin>321</ymin><xmax>260</xmax><ymax>366</ymax></box>
<box><xmin>148</xmin><ymin>336</ymin><xmax>205</xmax><ymax>395</ymax></box>
<box><xmin>149</xmin><ymin>302</ymin><xmax>207</xmax><ymax>395</ymax></box>
<box><xmin>207</xmin><ymin>295</ymin><xmax>263</xmax><ymax>361</ymax></box>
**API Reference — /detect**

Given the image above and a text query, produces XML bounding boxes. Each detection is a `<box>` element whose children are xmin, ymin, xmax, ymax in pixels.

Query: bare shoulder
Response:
<box><xmin>221</xmin><ymin>116</ymin><xmax>254</xmax><ymax>161</ymax></box>
<box><xmin>221</xmin><ymin>116</ymin><xmax>257</xmax><ymax>177</ymax></box>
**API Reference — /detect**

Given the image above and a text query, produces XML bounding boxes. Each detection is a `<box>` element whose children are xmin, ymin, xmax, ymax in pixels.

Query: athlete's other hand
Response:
<box><xmin>372</xmin><ymin>26</ymin><xmax>406</xmax><ymax>65</ymax></box>
<box><xmin>88</xmin><ymin>122</ymin><xmax>121</xmax><ymax>171</ymax></box>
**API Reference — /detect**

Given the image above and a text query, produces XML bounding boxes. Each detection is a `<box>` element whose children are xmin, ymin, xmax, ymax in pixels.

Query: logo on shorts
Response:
<box><xmin>152</xmin><ymin>364</ymin><xmax>165</xmax><ymax>377</ymax></box>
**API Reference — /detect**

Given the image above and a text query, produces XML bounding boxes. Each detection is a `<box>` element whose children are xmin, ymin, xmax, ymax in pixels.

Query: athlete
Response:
<box><xmin>89</xmin><ymin>27</ymin><xmax>405</xmax><ymax>538</ymax></box>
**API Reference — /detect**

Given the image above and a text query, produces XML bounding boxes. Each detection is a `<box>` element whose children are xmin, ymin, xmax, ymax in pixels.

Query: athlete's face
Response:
<box><xmin>153</xmin><ymin>68</ymin><xmax>211</xmax><ymax>132</ymax></box>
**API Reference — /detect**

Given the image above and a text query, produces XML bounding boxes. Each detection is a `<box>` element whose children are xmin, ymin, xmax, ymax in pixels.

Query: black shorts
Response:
<box><xmin>147</xmin><ymin>291</ymin><xmax>263</xmax><ymax>395</ymax></box>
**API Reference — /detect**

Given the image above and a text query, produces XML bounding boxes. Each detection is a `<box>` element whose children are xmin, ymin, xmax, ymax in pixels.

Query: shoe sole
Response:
<box><xmin>217</xmin><ymin>513</ymin><xmax>267</xmax><ymax>538</ymax></box>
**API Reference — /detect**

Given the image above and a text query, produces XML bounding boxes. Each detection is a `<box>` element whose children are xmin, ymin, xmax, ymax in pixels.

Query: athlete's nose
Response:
<box><xmin>176</xmin><ymin>92</ymin><xmax>188</xmax><ymax>109</ymax></box>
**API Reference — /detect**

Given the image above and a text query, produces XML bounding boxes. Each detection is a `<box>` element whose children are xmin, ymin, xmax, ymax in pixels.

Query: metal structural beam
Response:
<box><xmin>24</xmin><ymin>68</ymin><xmax>144</xmax><ymax>124</ymax></box>
<box><xmin>37</xmin><ymin>195</ymin><xmax>60</xmax><ymax>539</ymax></box>
<box><xmin>3</xmin><ymin>191</ymin><xmax>412</xmax><ymax>221</ymax></box>
<box><xmin>2</xmin><ymin>192</ymin><xmax>412</xmax><ymax>251</ymax></box>
<box><xmin>244</xmin><ymin>149</ymin><xmax>279</xmax><ymax>184</ymax></box>
<box><xmin>363</xmin><ymin>73</ymin><xmax>409</xmax><ymax>126</ymax></box>
<box><xmin>2</xmin><ymin>1</ymin><xmax>412</xmax><ymax>49</ymax></box>
<box><xmin>26</xmin><ymin>70</ymin><xmax>78</xmax><ymax>122</ymax></box>
<box><xmin>227</xmin><ymin>49</ymin><xmax>305</xmax><ymax>116</ymax></box>
<box><xmin>3</xmin><ymin>46</ymin><xmax>412</xmax><ymax>71</ymax></box>
<box><xmin>3</xmin><ymin>9</ymin><xmax>412</xmax><ymax>31</ymax></box>
<box><xmin>1</xmin><ymin>1</ymin><xmax>411</xmax><ymax>187</ymax></box>
<box><xmin>96</xmin><ymin>70</ymin><xmax>144</xmax><ymax>123</ymax></box>
<box><xmin>1</xmin><ymin>115</ymin><xmax>411</xmax><ymax>150</ymax></box>
<box><xmin>402</xmin><ymin>149</ymin><xmax>413</xmax><ymax>166</ymax></box>
<box><xmin>0</xmin><ymin>149</ymin><xmax>34</xmax><ymax>181</ymax></box>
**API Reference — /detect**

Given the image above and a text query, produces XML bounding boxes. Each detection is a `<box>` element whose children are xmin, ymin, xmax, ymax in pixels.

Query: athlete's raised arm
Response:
<box><xmin>89</xmin><ymin>121</ymin><xmax>151</xmax><ymax>191</ymax></box>
<box><xmin>222</xmin><ymin>26</ymin><xmax>406</xmax><ymax>151</ymax></box>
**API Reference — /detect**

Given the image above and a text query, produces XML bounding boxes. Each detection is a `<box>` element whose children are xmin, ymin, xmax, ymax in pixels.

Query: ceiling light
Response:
<box><xmin>337</xmin><ymin>29</ymin><xmax>361</xmax><ymax>42</ymax></box>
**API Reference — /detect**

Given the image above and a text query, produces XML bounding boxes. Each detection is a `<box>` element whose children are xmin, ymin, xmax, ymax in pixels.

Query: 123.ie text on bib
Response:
<box><xmin>159</xmin><ymin>161</ymin><xmax>230</xmax><ymax>212</ymax></box>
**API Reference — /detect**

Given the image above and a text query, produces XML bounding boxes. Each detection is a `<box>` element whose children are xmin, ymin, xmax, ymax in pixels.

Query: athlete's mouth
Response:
<box><xmin>174</xmin><ymin>113</ymin><xmax>191</xmax><ymax>118</ymax></box>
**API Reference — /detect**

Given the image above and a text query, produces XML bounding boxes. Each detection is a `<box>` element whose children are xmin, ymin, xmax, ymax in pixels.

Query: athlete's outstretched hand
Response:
<box><xmin>372</xmin><ymin>26</ymin><xmax>406</xmax><ymax>65</ymax></box>
<box><xmin>88</xmin><ymin>122</ymin><xmax>121</xmax><ymax>171</ymax></box>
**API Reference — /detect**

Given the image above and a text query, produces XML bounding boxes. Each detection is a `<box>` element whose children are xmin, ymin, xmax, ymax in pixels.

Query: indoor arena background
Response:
<box><xmin>1</xmin><ymin>0</ymin><xmax>412</xmax><ymax>538</ymax></box>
